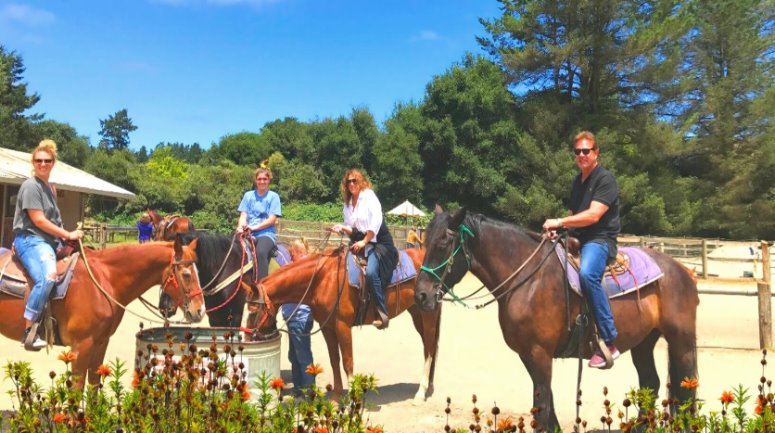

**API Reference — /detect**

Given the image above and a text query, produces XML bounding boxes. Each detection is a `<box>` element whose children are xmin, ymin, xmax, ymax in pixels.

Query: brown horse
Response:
<box><xmin>414</xmin><ymin>208</ymin><xmax>699</xmax><ymax>431</ymax></box>
<box><xmin>147</xmin><ymin>208</ymin><xmax>195</xmax><ymax>241</ymax></box>
<box><xmin>246</xmin><ymin>246</ymin><xmax>442</xmax><ymax>401</ymax></box>
<box><xmin>0</xmin><ymin>238</ymin><xmax>206</xmax><ymax>387</ymax></box>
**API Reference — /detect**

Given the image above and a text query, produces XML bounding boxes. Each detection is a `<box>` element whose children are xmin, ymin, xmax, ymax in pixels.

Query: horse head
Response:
<box><xmin>244</xmin><ymin>282</ymin><xmax>279</xmax><ymax>340</ymax></box>
<box><xmin>414</xmin><ymin>206</ymin><xmax>472</xmax><ymax>312</ymax></box>
<box><xmin>159</xmin><ymin>236</ymin><xmax>206</xmax><ymax>323</ymax></box>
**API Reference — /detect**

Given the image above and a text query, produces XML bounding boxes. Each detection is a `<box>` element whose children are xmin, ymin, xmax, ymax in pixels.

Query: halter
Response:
<box><xmin>419</xmin><ymin>224</ymin><xmax>474</xmax><ymax>304</ymax></box>
<box><xmin>161</xmin><ymin>253</ymin><xmax>203</xmax><ymax>300</ymax></box>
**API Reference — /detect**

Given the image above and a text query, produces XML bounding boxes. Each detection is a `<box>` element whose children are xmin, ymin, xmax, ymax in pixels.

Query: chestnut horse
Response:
<box><xmin>246</xmin><ymin>246</ymin><xmax>442</xmax><ymax>401</ymax></box>
<box><xmin>147</xmin><ymin>208</ymin><xmax>195</xmax><ymax>241</ymax></box>
<box><xmin>414</xmin><ymin>208</ymin><xmax>699</xmax><ymax>431</ymax></box>
<box><xmin>0</xmin><ymin>238</ymin><xmax>205</xmax><ymax>387</ymax></box>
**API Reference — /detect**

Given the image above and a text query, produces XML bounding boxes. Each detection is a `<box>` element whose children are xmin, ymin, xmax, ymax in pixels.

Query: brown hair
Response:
<box><xmin>33</xmin><ymin>139</ymin><xmax>58</xmax><ymax>163</ymax></box>
<box><xmin>573</xmin><ymin>131</ymin><xmax>597</xmax><ymax>149</ymax></box>
<box><xmin>254</xmin><ymin>167</ymin><xmax>273</xmax><ymax>181</ymax></box>
<box><xmin>340</xmin><ymin>168</ymin><xmax>372</xmax><ymax>204</ymax></box>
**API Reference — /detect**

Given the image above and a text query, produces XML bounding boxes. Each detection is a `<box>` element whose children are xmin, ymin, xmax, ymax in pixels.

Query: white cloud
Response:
<box><xmin>0</xmin><ymin>3</ymin><xmax>55</xmax><ymax>27</ymax></box>
<box><xmin>412</xmin><ymin>30</ymin><xmax>441</xmax><ymax>42</ymax></box>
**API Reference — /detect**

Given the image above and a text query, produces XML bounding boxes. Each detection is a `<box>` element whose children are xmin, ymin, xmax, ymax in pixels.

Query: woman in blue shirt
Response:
<box><xmin>237</xmin><ymin>165</ymin><xmax>282</xmax><ymax>281</ymax></box>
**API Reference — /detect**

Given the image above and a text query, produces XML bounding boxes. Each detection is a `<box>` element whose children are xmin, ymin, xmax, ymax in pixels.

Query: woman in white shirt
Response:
<box><xmin>331</xmin><ymin>169</ymin><xmax>398</xmax><ymax>329</ymax></box>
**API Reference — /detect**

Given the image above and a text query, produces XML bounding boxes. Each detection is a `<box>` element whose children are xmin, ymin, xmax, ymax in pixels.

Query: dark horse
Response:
<box><xmin>147</xmin><ymin>208</ymin><xmax>195</xmax><ymax>241</ymax></box>
<box><xmin>160</xmin><ymin>231</ymin><xmax>253</xmax><ymax>327</ymax></box>
<box><xmin>413</xmin><ymin>208</ymin><xmax>698</xmax><ymax>431</ymax></box>
<box><xmin>246</xmin><ymin>246</ymin><xmax>442</xmax><ymax>401</ymax></box>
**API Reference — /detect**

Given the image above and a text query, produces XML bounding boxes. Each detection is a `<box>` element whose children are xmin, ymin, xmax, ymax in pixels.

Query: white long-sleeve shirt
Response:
<box><xmin>343</xmin><ymin>188</ymin><xmax>383</xmax><ymax>248</ymax></box>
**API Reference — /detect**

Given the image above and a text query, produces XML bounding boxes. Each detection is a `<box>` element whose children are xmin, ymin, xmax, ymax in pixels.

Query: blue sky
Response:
<box><xmin>1</xmin><ymin>0</ymin><xmax>500</xmax><ymax>150</ymax></box>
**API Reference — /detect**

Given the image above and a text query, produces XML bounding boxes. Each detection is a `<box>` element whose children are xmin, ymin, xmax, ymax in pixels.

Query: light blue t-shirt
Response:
<box><xmin>237</xmin><ymin>189</ymin><xmax>282</xmax><ymax>242</ymax></box>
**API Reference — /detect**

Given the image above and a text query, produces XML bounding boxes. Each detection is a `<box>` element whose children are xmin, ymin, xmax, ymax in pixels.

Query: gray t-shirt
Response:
<box><xmin>13</xmin><ymin>176</ymin><xmax>62</xmax><ymax>247</ymax></box>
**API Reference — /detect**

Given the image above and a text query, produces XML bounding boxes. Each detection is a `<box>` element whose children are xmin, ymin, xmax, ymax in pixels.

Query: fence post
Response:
<box><xmin>758</xmin><ymin>240</ymin><xmax>772</xmax><ymax>350</ymax></box>
<box><xmin>99</xmin><ymin>223</ymin><xmax>107</xmax><ymax>250</ymax></box>
<box><xmin>701</xmin><ymin>239</ymin><xmax>708</xmax><ymax>279</ymax></box>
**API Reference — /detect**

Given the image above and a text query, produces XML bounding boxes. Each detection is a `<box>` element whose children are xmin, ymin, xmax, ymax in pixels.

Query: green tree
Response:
<box><xmin>98</xmin><ymin>109</ymin><xmax>137</xmax><ymax>151</ymax></box>
<box><xmin>205</xmin><ymin>132</ymin><xmax>268</xmax><ymax>166</ymax></box>
<box><xmin>372</xmin><ymin>119</ymin><xmax>423</xmax><ymax>208</ymax></box>
<box><xmin>0</xmin><ymin>46</ymin><xmax>41</xmax><ymax>150</ymax></box>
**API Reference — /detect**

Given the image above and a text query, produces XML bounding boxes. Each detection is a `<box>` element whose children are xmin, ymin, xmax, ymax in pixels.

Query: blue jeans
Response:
<box><xmin>281</xmin><ymin>304</ymin><xmax>314</xmax><ymax>393</ymax></box>
<box><xmin>365</xmin><ymin>252</ymin><xmax>388</xmax><ymax>316</ymax></box>
<box><xmin>14</xmin><ymin>234</ymin><xmax>57</xmax><ymax>322</ymax></box>
<box><xmin>579</xmin><ymin>241</ymin><xmax>617</xmax><ymax>344</ymax></box>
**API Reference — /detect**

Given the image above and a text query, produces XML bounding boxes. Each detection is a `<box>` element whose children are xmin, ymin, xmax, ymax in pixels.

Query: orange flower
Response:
<box><xmin>305</xmin><ymin>363</ymin><xmax>324</xmax><ymax>376</ymax></box>
<box><xmin>365</xmin><ymin>426</ymin><xmax>383</xmax><ymax>433</ymax></box>
<box><xmin>497</xmin><ymin>418</ymin><xmax>514</xmax><ymax>430</ymax></box>
<box><xmin>270</xmin><ymin>377</ymin><xmax>285</xmax><ymax>392</ymax></box>
<box><xmin>720</xmin><ymin>391</ymin><xmax>734</xmax><ymax>405</ymax></box>
<box><xmin>315</xmin><ymin>427</ymin><xmax>329</xmax><ymax>433</ymax></box>
<box><xmin>680</xmin><ymin>377</ymin><xmax>698</xmax><ymax>389</ymax></box>
<box><xmin>756</xmin><ymin>395</ymin><xmax>766</xmax><ymax>415</ymax></box>
<box><xmin>58</xmin><ymin>350</ymin><xmax>77</xmax><ymax>364</ymax></box>
<box><xmin>131</xmin><ymin>370</ymin><xmax>141</xmax><ymax>389</ymax></box>
<box><xmin>240</xmin><ymin>383</ymin><xmax>251</xmax><ymax>401</ymax></box>
<box><xmin>96</xmin><ymin>364</ymin><xmax>112</xmax><ymax>378</ymax></box>
<box><xmin>52</xmin><ymin>413</ymin><xmax>67</xmax><ymax>423</ymax></box>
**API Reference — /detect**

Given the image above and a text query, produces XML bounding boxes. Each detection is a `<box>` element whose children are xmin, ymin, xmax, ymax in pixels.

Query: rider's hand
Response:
<box><xmin>350</xmin><ymin>240</ymin><xmax>367</xmax><ymax>253</ymax></box>
<box><xmin>330</xmin><ymin>224</ymin><xmax>344</xmax><ymax>234</ymax></box>
<box><xmin>68</xmin><ymin>230</ymin><xmax>84</xmax><ymax>241</ymax></box>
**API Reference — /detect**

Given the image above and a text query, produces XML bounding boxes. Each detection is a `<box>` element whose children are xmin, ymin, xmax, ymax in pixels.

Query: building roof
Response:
<box><xmin>0</xmin><ymin>147</ymin><xmax>136</xmax><ymax>200</ymax></box>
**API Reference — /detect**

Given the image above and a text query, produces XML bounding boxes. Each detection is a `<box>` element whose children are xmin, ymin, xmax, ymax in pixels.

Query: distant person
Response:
<box><xmin>137</xmin><ymin>213</ymin><xmax>154</xmax><ymax>243</ymax></box>
<box><xmin>282</xmin><ymin>238</ymin><xmax>315</xmax><ymax>397</ymax></box>
<box><xmin>543</xmin><ymin>131</ymin><xmax>620</xmax><ymax>369</ymax></box>
<box><xmin>330</xmin><ymin>168</ymin><xmax>398</xmax><ymax>329</ymax></box>
<box><xmin>237</xmin><ymin>162</ymin><xmax>282</xmax><ymax>281</ymax></box>
<box><xmin>406</xmin><ymin>227</ymin><xmax>421</xmax><ymax>249</ymax></box>
<box><xmin>13</xmin><ymin>139</ymin><xmax>84</xmax><ymax>351</ymax></box>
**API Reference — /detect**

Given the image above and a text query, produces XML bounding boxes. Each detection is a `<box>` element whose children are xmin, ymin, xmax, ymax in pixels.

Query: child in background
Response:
<box><xmin>137</xmin><ymin>213</ymin><xmax>154</xmax><ymax>243</ymax></box>
<box><xmin>282</xmin><ymin>238</ymin><xmax>315</xmax><ymax>397</ymax></box>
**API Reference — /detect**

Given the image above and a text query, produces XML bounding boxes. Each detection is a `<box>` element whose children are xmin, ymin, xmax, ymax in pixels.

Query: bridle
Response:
<box><xmin>161</xmin><ymin>253</ymin><xmax>203</xmax><ymax>309</ymax></box>
<box><xmin>419</xmin><ymin>224</ymin><xmax>474</xmax><ymax>303</ymax></box>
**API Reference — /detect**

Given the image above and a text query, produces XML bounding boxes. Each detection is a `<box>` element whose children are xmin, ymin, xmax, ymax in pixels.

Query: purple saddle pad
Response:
<box><xmin>273</xmin><ymin>244</ymin><xmax>292</xmax><ymax>266</ymax></box>
<box><xmin>554</xmin><ymin>245</ymin><xmax>664</xmax><ymax>298</ymax></box>
<box><xmin>347</xmin><ymin>250</ymin><xmax>417</xmax><ymax>288</ymax></box>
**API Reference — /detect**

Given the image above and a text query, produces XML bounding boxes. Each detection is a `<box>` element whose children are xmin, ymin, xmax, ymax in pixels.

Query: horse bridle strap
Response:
<box><xmin>163</xmin><ymin>255</ymin><xmax>202</xmax><ymax>298</ymax></box>
<box><xmin>420</xmin><ymin>225</ymin><xmax>474</xmax><ymax>301</ymax></box>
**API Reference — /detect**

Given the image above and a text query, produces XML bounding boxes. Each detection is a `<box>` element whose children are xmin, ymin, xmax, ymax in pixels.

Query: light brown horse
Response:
<box><xmin>0</xmin><ymin>238</ymin><xmax>205</xmax><ymax>387</ymax></box>
<box><xmin>246</xmin><ymin>246</ymin><xmax>442</xmax><ymax>402</ymax></box>
<box><xmin>147</xmin><ymin>208</ymin><xmax>195</xmax><ymax>241</ymax></box>
<box><xmin>414</xmin><ymin>208</ymin><xmax>699</xmax><ymax>431</ymax></box>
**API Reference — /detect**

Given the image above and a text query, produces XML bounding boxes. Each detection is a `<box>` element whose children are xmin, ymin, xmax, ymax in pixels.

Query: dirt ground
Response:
<box><xmin>0</xmin><ymin>275</ymin><xmax>771</xmax><ymax>432</ymax></box>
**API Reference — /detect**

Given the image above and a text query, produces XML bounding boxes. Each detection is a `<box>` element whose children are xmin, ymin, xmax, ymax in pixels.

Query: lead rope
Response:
<box><xmin>77</xmin><ymin>240</ymin><xmax>189</xmax><ymax>324</ymax></box>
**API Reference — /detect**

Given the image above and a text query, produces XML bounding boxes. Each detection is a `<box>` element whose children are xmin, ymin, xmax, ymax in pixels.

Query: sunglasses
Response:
<box><xmin>34</xmin><ymin>158</ymin><xmax>54</xmax><ymax>164</ymax></box>
<box><xmin>573</xmin><ymin>148</ymin><xmax>596</xmax><ymax>156</ymax></box>
<box><xmin>256</xmin><ymin>177</ymin><xmax>270</xmax><ymax>182</ymax></box>
<box><xmin>346</xmin><ymin>179</ymin><xmax>358</xmax><ymax>184</ymax></box>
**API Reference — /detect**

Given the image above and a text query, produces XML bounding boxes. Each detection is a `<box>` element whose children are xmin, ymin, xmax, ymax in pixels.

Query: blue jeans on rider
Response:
<box><xmin>14</xmin><ymin>233</ymin><xmax>57</xmax><ymax>322</ymax></box>
<box><xmin>281</xmin><ymin>304</ymin><xmax>315</xmax><ymax>395</ymax></box>
<box><xmin>579</xmin><ymin>241</ymin><xmax>617</xmax><ymax>344</ymax></box>
<box><xmin>252</xmin><ymin>235</ymin><xmax>275</xmax><ymax>279</ymax></box>
<box><xmin>365</xmin><ymin>252</ymin><xmax>388</xmax><ymax>317</ymax></box>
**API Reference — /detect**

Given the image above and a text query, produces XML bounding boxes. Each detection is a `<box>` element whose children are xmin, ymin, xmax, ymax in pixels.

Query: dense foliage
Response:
<box><xmin>0</xmin><ymin>0</ymin><xmax>772</xmax><ymax>238</ymax></box>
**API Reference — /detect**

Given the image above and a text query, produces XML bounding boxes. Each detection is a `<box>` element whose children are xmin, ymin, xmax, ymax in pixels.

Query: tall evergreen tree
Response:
<box><xmin>98</xmin><ymin>109</ymin><xmax>137</xmax><ymax>151</ymax></box>
<box><xmin>0</xmin><ymin>46</ymin><xmax>41</xmax><ymax>150</ymax></box>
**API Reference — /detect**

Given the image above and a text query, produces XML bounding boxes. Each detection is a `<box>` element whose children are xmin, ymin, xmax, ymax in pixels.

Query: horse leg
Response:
<box><xmin>69</xmin><ymin>336</ymin><xmax>105</xmax><ymax>388</ymax></box>
<box><xmin>320</xmin><ymin>325</ymin><xmax>344</xmax><ymax>399</ymax></box>
<box><xmin>630</xmin><ymin>330</ymin><xmax>661</xmax><ymax>394</ymax></box>
<box><xmin>520</xmin><ymin>351</ymin><xmax>559</xmax><ymax>432</ymax></box>
<box><xmin>666</xmin><ymin>328</ymin><xmax>698</xmax><ymax>412</ymax></box>
<box><xmin>334</xmin><ymin>320</ymin><xmax>355</xmax><ymax>390</ymax></box>
<box><xmin>408</xmin><ymin>305</ymin><xmax>441</xmax><ymax>402</ymax></box>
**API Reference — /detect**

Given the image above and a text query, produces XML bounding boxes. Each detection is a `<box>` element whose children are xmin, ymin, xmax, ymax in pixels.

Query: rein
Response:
<box><xmin>421</xmin><ymin>224</ymin><xmax>558</xmax><ymax>309</ymax></box>
<box><xmin>78</xmin><ymin>240</ymin><xmax>198</xmax><ymax>325</ymax></box>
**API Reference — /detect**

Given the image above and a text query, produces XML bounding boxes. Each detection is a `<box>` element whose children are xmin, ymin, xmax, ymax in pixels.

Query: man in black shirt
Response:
<box><xmin>543</xmin><ymin>131</ymin><xmax>621</xmax><ymax>368</ymax></box>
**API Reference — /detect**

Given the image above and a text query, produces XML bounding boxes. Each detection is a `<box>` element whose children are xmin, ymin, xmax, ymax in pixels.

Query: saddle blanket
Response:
<box><xmin>554</xmin><ymin>244</ymin><xmax>663</xmax><ymax>299</ymax></box>
<box><xmin>0</xmin><ymin>250</ymin><xmax>80</xmax><ymax>300</ymax></box>
<box><xmin>347</xmin><ymin>250</ymin><xmax>417</xmax><ymax>288</ymax></box>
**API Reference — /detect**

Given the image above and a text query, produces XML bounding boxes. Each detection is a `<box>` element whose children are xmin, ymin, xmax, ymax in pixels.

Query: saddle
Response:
<box><xmin>346</xmin><ymin>251</ymin><xmax>417</xmax><ymax>326</ymax></box>
<box><xmin>560</xmin><ymin>236</ymin><xmax>630</xmax><ymax>277</ymax></box>
<box><xmin>0</xmin><ymin>248</ymin><xmax>80</xmax><ymax>300</ymax></box>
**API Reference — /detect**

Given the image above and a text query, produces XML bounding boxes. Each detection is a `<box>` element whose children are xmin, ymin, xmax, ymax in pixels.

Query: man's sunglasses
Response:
<box><xmin>573</xmin><ymin>148</ymin><xmax>595</xmax><ymax>156</ymax></box>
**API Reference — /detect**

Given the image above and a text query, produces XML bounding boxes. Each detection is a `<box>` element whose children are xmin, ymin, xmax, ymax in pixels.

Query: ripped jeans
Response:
<box><xmin>14</xmin><ymin>233</ymin><xmax>57</xmax><ymax>322</ymax></box>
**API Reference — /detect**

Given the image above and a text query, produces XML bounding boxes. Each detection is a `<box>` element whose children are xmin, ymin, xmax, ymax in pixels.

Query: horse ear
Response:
<box><xmin>434</xmin><ymin>204</ymin><xmax>444</xmax><ymax>215</ymax></box>
<box><xmin>449</xmin><ymin>207</ymin><xmax>467</xmax><ymax>229</ymax></box>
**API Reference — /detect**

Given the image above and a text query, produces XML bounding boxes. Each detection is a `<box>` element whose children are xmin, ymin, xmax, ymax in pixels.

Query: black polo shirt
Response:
<box><xmin>568</xmin><ymin>165</ymin><xmax>620</xmax><ymax>258</ymax></box>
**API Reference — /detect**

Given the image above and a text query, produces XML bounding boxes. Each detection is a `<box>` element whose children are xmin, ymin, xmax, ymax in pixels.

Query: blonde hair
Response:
<box><xmin>289</xmin><ymin>237</ymin><xmax>310</xmax><ymax>261</ymax></box>
<box><xmin>340</xmin><ymin>168</ymin><xmax>372</xmax><ymax>204</ymax></box>
<box><xmin>32</xmin><ymin>139</ymin><xmax>58</xmax><ymax>163</ymax></box>
<box><xmin>255</xmin><ymin>165</ymin><xmax>273</xmax><ymax>181</ymax></box>
<box><xmin>573</xmin><ymin>131</ymin><xmax>597</xmax><ymax>149</ymax></box>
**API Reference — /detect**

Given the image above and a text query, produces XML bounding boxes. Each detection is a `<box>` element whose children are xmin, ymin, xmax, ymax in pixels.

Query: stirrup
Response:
<box><xmin>594</xmin><ymin>338</ymin><xmax>614</xmax><ymax>369</ymax></box>
<box><xmin>372</xmin><ymin>310</ymin><xmax>389</xmax><ymax>330</ymax></box>
<box><xmin>24</xmin><ymin>322</ymin><xmax>46</xmax><ymax>351</ymax></box>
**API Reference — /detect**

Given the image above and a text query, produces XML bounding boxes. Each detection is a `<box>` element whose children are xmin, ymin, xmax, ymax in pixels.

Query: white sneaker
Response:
<box><xmin>22</xmin><ymin>328</ymin><xmax>46</xmax><ymax>351</ymax></box>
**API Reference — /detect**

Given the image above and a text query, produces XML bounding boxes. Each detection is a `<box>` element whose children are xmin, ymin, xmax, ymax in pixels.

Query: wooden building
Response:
<box><xmin>0</xmin><ymin>147</ymin><xmax>135</xmax><ymax>249</ymax></box>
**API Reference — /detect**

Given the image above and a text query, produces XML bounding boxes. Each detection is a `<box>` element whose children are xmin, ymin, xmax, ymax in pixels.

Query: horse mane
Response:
<box><xmin>178</xmin><ymin>231</ymin><xmax>234</xmax><ymax>271</ymax></box>
<box><xmin>462</xmin><ymin>211</ymin><xmax>542</xmax><ymax>243</ymax></box>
